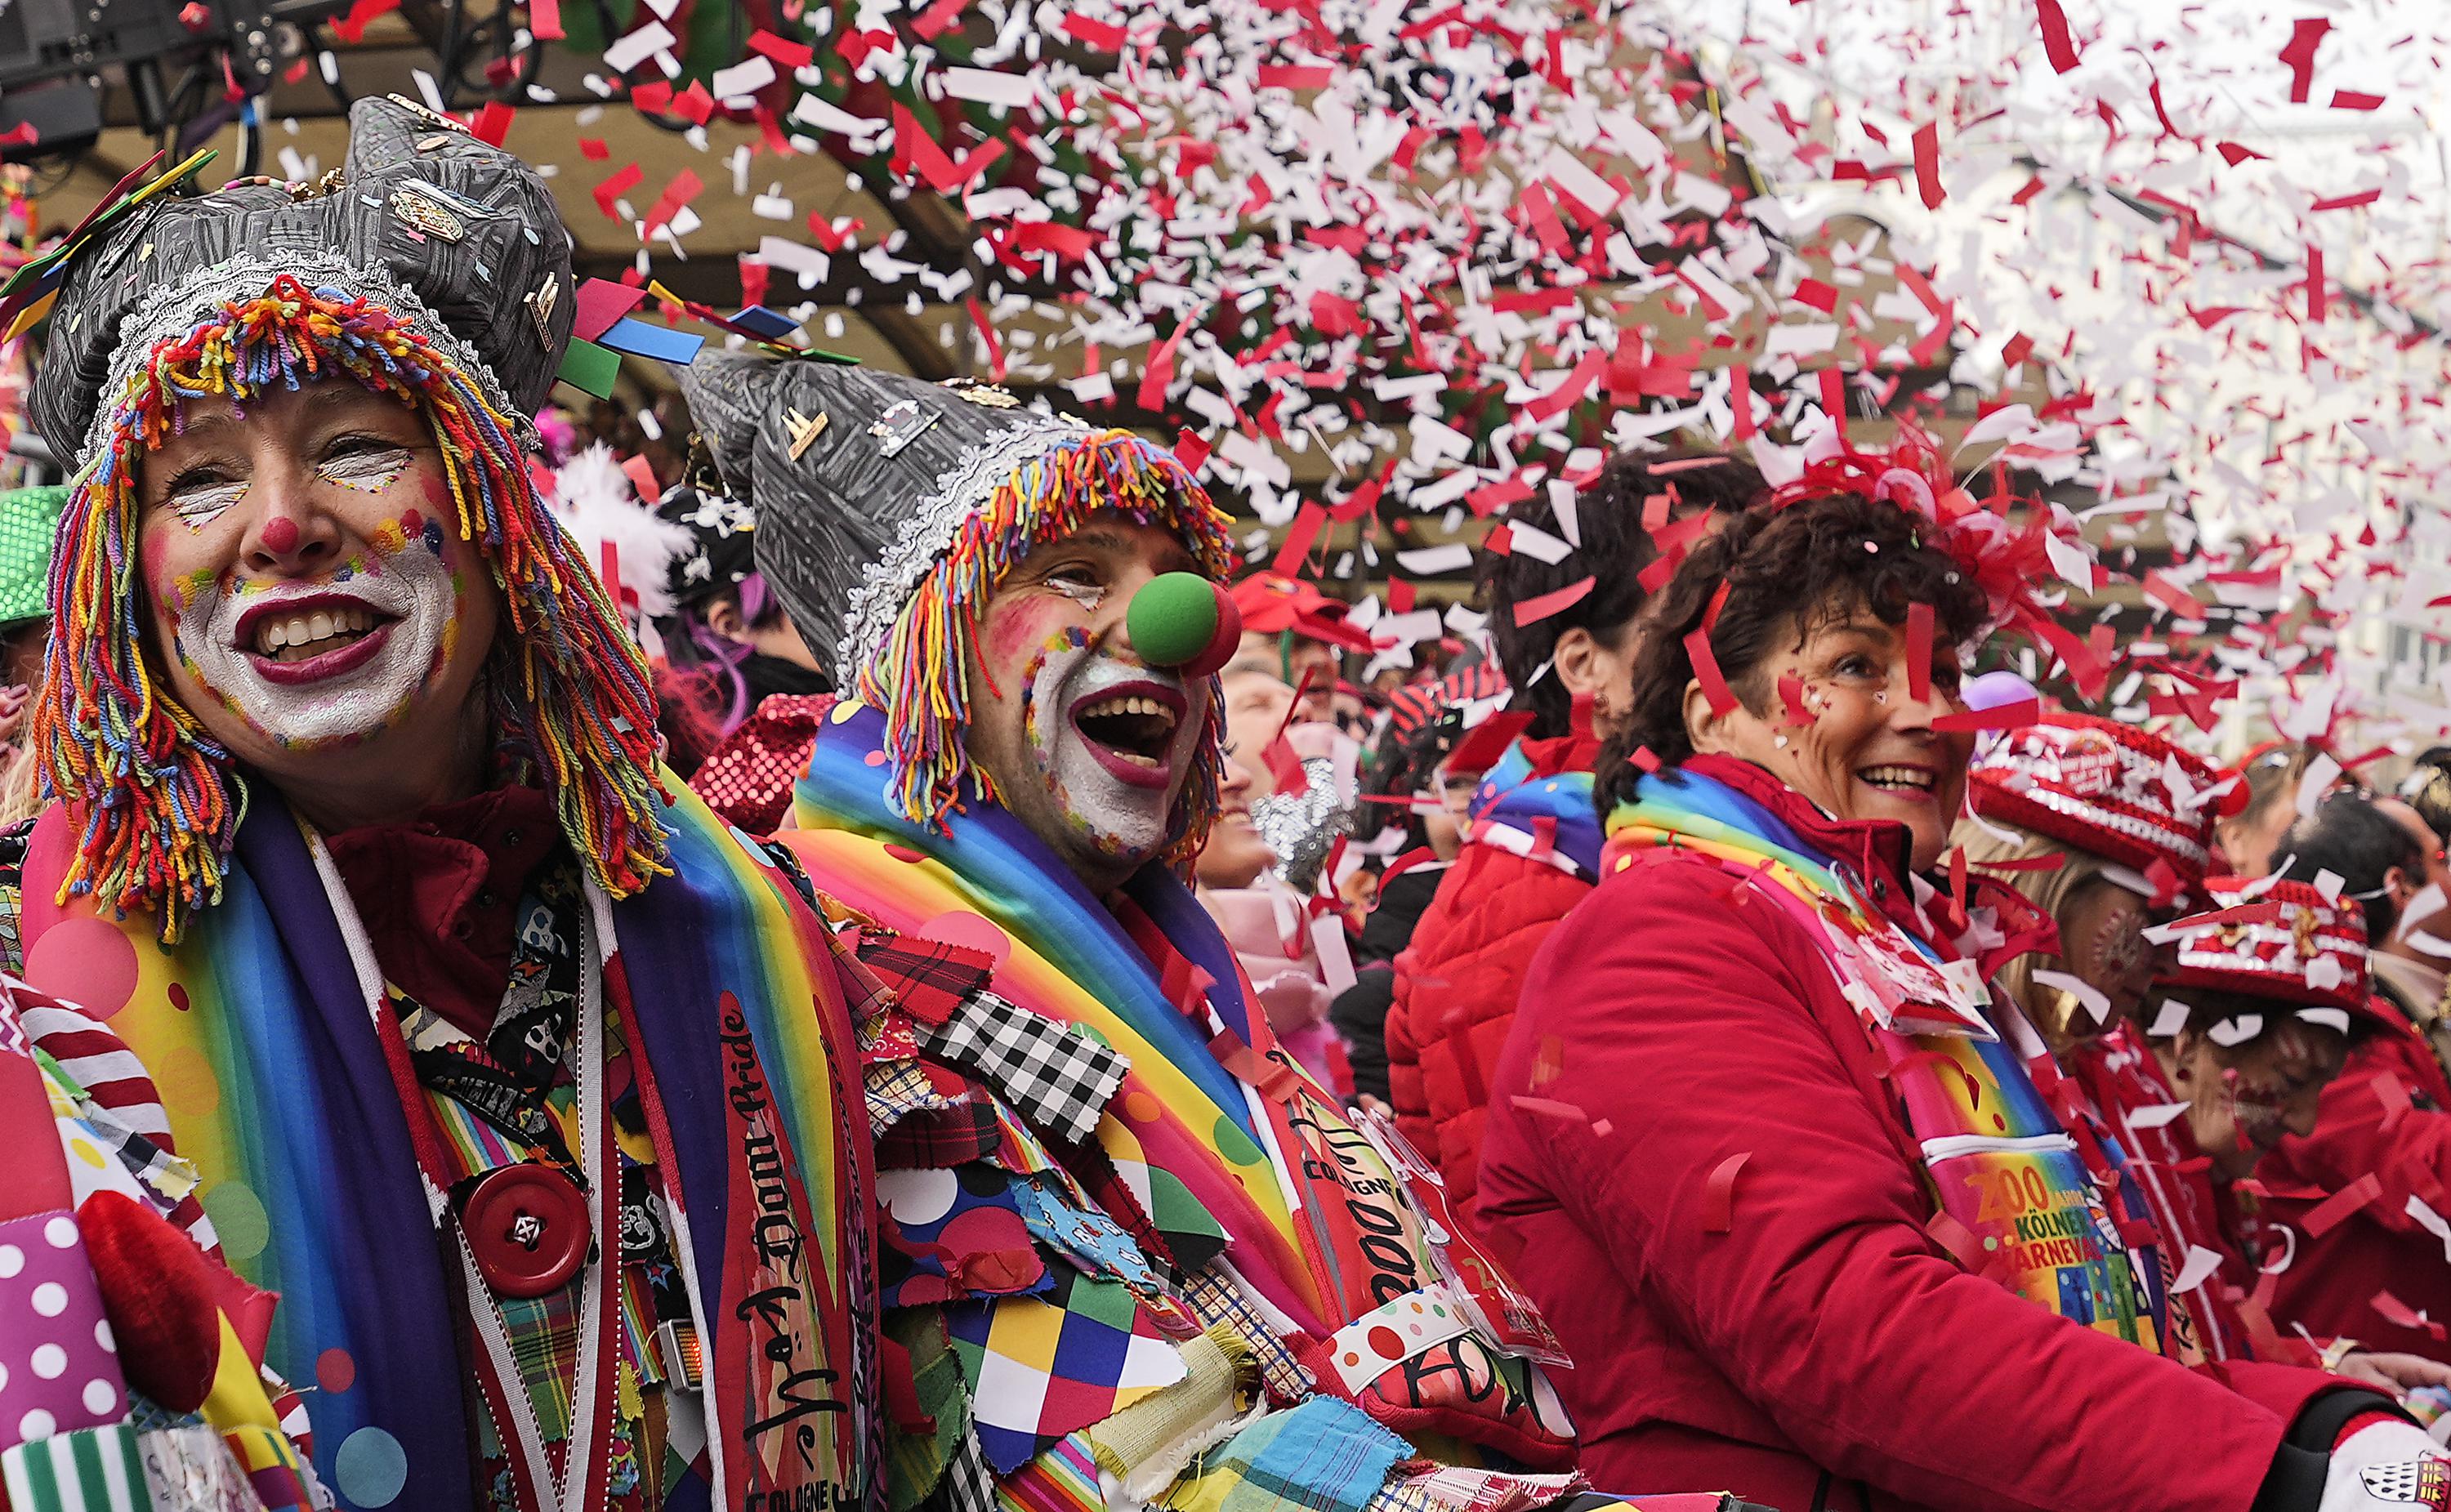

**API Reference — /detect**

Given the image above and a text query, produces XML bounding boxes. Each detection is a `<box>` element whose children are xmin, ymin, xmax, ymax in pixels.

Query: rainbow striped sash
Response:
<box><xmin>1603</xmin><ymin>769</ymin><xmax>2164</xmax><ymax>1352</ymax></box>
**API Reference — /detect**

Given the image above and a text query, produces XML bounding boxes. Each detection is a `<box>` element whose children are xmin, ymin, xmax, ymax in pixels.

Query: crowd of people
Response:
<box><xmin>0</xmin><ymin>95</ymin><xmax>2449</xmax><ymax>1512</ymax></box>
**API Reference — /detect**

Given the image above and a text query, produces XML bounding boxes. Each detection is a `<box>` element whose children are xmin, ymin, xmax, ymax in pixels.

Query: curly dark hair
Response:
<box><xmin>1594</xmin><ymin>492</ymin><xmax>1990</xmax><ymax>815</ymax></box>
<box><xmin>1478</xmin><ymin>451</ymin><xmax>1763</xmax><ymax>739</ymax></box>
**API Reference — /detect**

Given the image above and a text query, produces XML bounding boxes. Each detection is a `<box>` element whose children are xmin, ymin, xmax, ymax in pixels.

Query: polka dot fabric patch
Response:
<box><xmin>0</xmin><ymin>1210</ymin><xmax>125</xmax><ymax>1449</ymax></box>
<box><xmin>1321</xmin><ymin>1286</ymin><xmax>1473</xmax><ymax>1397</ymax></box>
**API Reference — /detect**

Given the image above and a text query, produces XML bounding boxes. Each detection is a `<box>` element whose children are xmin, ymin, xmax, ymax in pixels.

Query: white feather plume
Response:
<box><xmin>547</xmin><ymin>444</ymin><xmax>694</xmax><ymax>622</ymax></box>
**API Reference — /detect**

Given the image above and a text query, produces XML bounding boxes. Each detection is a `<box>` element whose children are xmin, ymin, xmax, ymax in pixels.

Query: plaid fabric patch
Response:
<box><xmin>859</xmin><ymin>932</ymin><xmax>999</xmax><ymax>1028</ymax></box>
<box><xmin>1387</xmin><ymin>1464</ymin><xmax>1591</xmax><ymax>1512</ymax></box>
<box><xmin>935</xmin><ymin>1426</ymin><xmax>1000</xmax><ymax>1512</ymax></box>
<box><xmin>881</xmin><ymin>1098</ymin><xmax>1007</xmax><ymax>1169</ymax></box>
<box><xmin>917</xmin><ymin>993</ymin><xmax>1127</xmax><ymax>1146</ymax></box>
<box><xmin>869</xmin><ymin>1059</ymin><xmax>955</xmax><ymax>1135</ymax></box>
<box><xmin>1196</xmin><ymin>1398</ymin><xmax>1406</xmax><ymax>1512</ymax></box>
<box><xmin>1178</xmin><ymin>1265</ymin><xmax>1310</xmax><ymax>1405</ymax></box>
<box><xmin>499</xmin><ymin>1275</ymin><xmax>585</xmax><ymax>1442</ymax></box>
<box><xmin>828</xmin><ymin>931</ymin><xmax>905</xmax><ymax>1045</ymax></box>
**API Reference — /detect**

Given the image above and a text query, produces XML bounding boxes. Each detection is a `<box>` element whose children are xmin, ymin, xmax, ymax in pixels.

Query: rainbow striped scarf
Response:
<box><xmin>20</xmin><ymin>782</ymin><xmax>874</xmax><ymax>1510</ymax></box>
<box><xmin>1603</xmin><ymin>769</ymin><xmax>2167</xmax><ymax>1353</ymax></box>
<box><xmin>786</xmin><ymin>699</ymin><xmax>1335</xmax><ymax>1333</ymax></box>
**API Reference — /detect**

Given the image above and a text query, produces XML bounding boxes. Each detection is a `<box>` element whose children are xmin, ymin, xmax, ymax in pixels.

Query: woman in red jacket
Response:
<box><xmin>1383</xmin><ymin>450</ymin><xmax>1760</xmax><ymax>1222</ymax></box>
<box><xmin>1477</xmin><ymin>439</ymin><xmax>2446</xmax><ymax>1512</ymax></box>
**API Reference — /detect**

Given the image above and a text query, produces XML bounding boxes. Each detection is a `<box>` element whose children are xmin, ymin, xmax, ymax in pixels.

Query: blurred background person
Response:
<box><xmin>1195</xmin><ymin>748</ymin><xmax>1351</xmax><ymax>1098</ymax></box>
<box><xmin>1383</xmin><ymin>451</ymin><xmax>1761</xmax><ymax>1221</ymax></box>
<box><xmin>2257</xmin><ymin>792</ymin><xmax>2451</xmax><ymax>1366</ymax></box>
<box><xmin>1332</xmin><ymin>663</ymin><xmax>1505</xmax><ymax>1108</ymax></box>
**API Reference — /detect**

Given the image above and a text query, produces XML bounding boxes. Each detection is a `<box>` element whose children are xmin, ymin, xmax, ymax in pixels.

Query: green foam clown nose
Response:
<box><xmin>1127</xmin><ymin>571</ymin><xmax>1239</xmax><ymax>676</ymax></box>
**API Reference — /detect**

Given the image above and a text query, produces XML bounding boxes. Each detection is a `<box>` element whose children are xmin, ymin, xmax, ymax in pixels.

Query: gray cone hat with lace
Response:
<box><xmin>675</xmin><ymin>346</ymin><xmax>1235</xmax><ymax>829</ymax></box>
<box><xmin>30</xmin><ymin>92</ymin><xmax>575</xmax><ymax>466</ymax></box>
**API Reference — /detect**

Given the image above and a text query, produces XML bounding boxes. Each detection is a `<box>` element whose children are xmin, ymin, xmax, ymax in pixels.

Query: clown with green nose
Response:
<box><xmin>683</xmin><ymin>354</ymin><xmax>1587</xmax><ymax>1511</ymax></box>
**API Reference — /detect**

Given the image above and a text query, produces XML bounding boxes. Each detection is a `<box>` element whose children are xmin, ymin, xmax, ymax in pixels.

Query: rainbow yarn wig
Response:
<box><xmin>677</xmin><ymin>354</ymin><xmax>1234</xmax><ymax>861</ymax></box>
<box><xmin>22</xmin><ymin>96</ymin><xmax>667</xmax><ymax>938</ymax></box>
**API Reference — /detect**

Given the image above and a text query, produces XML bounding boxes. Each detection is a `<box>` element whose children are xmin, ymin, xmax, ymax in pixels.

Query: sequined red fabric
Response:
<box><xmin>686</xmin><ymin>694</ymin><xmax>835</xmax><ymax>835</ymax></box>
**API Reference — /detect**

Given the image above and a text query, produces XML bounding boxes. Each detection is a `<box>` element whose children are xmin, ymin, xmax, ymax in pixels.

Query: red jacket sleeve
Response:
<box><xmin>1483</xmin><ymin>858</ymin><xmax>2293</xmax><ymax>1512</ymax></box>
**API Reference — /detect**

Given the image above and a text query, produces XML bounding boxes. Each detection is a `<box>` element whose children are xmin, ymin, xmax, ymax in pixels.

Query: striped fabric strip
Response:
<box><xmin>0</xmin><ymin>1424</ymin><xmax>148</xmax><ymax>1512</ymax></box>
<box><xmin>995</xmin><ymin>1434</ymin><xmax>1104</xmax><ymax>1512</ymax></box>
<box><xmin>420</xmin><ymin>1084</ymin><xmax>526</xmax><ymax>1176</ymax></box>
<box><xmin>22</xmin><ymin>1003</ymin><xmax>171</xmax><ymax>1144</ymax></box>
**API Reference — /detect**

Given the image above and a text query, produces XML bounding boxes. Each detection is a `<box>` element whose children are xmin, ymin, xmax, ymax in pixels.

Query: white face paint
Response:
<box><xmin>1019</xmin><ymin>631</ymin><xmax>1206</xmax><ymax>864</ymax></box>
<box><xmin>172</xmin><ymin>526</ymin><xmax>458</xmax><ymax>751</ymax></box>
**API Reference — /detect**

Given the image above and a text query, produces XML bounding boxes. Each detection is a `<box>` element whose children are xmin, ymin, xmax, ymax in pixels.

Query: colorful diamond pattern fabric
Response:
<box><xmin>944</xmin><ymin>1270</ymin><xmax>1187</xmax><ymax>1472</ymax></box>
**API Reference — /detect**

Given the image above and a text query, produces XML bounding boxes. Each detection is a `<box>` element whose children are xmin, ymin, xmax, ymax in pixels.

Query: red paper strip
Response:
<box><xmin>1686</xmin><ymin>628</ymin><xmax>1738</xmax><ymax>716</ymax></box>
<box><xmin>2279</xmin><ymin>17</ymin><xmax>2329</xmax><ymax>103</ymax></box>
<box><xmin>1776</xmin><ymin>674</ymin><xmax>1814</xmax><ymax>727</ymax></box>
<box><xmin>1627</xmin><ymin>746</ymin><xmax>1661</xmax><ymax>774</ymax></box>
<box><xmin>2368</xmin><ymin>1071</ymin><xmax>2413</xmax><ymax>1133</ymax></box>
<box><xmin>1261</xmin><ymin>736</ymin><xmax>1308</xmax><ymax>797</ymax></box>
<box><xmin>1906</xmin><ymin>602</ymin><xmax>1935</xmax><ymax>702</ymax></box>
<box><xmin>2034</xmin><ymin>0</ymin><xmax>2081</xmax><ymax>73</ymax></box>
<box><xmin>592</xmin><ymin>162</ymin><xmax>643</xmax><ymax>220</ymax></box>
<box><xmin>1912</xmin><ymin>120</ymin><xmax>1943</xmax><ymax>208</ymax></box>
<box><xmin>2301</xmin><ymin>1172</ymin><xmax>2382</xmax><ymax>1238</ymax></box>
<box><xmin>1792</xmin><ymin>279</ymin><xmax>1837</xmax><ymax>314</ymax></box>
<box><xmin>748</xmin><ymin>29</ymin><xmax>815</xmax><ymax>68</ymax></box>
<box><xmin>1512</xmin><ymin>576</ymin><xmax>1595</xmax><ymax>627</ymax></box>
<box><xmin>1173</xmin><ymin>428</ymin><xmax>1211</xmax><ymax>474</ymax></box>
<box><xmin>1933</xmin><ymin>697</ymin><xmax>2039</xmax><ymax>733</ymax></box>
<box><xmin>1060</xmin><ymin>13</ymin><xmax>1124</xmax><ymax>48</ymax></box>
<box><xmin>1701</xmin><ymin>1151</ymin><xmax>1750</xmax><ymax>1234</ymax></box>
<box><xmin>1270</xmin><ymin>502</ymin><xmax>1326</xmax><ymax>578</ymax></box>
<box><xmin>2371</xmin><ymin>1290</ymin><xmax>2449</xmax><ymax>1341</ymax></box>
<box><xmin>2330</xmin><ymin>90</ymin><xmax>2385</xmax><ymax>111</ymax></box>
<box><xmin>1447</xmin><ymin>711</ymin><xmax>1537</xmax><ymax>777</ymax></box>
<box><xmin>471</xmin><ymin>100</ymin><xmax>515</xmax><ymax>147</ymax></box>
<box><xmin>530</xmin><ymin>0</ymin><xmax>562</xmax><ymax>39</ymax></box>
<box><xmin>1973</xmin><ymin>853</ymin><xmax>2069</xmax><ymax>872</ymax></box>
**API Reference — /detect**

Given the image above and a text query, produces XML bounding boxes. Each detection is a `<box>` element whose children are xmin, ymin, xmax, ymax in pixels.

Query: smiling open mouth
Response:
<box><xmin>1074</xmin><ymin>691</ymin><xmax>1180</xmax><ymax>766</ymax></box>
<box><xmin>251</xmin><ymin>603</ymin><xmax>395</xmax><ymax>663</ymax></box>
<box><xmin>1858</xmin><ymin>765</ymin><xmax>1936</xmax><ymax>795</ymax></box>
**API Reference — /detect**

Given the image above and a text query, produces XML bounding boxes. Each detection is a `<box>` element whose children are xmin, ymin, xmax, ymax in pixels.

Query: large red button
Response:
<box><xmin>462</xmin><ymin>1166</ymin><xmax>591</xmax><ymax>1299</ymax></box>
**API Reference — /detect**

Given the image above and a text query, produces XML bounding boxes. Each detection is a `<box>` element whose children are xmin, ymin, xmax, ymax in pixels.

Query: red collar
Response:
<box><xmin>1684</xmin><ymin>753</ymin><xmax>1917</xmax><ymax>897</ymax></box>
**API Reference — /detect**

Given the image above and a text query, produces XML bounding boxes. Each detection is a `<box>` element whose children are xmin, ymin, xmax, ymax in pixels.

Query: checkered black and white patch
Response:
<box><xmin>917</xmin><ymin>992</ymin><xmax>1128</xmax><ymax>1145</ymax></box>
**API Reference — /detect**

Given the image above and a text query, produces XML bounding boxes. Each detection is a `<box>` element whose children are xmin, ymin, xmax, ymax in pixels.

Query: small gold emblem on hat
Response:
<box><xmin>786</xmin><ymin>408</ymin><xmax>829</xmax><ymax>461</ymax></box>
<box><xmin>525</xmin><ymin>274</ymin><xmax>559</xmax><ymax>348</ymax></box>
<box><xmin>392</xmin><ymin>185</ymin><xmax>465</xmax><ymax>243</ymax></box>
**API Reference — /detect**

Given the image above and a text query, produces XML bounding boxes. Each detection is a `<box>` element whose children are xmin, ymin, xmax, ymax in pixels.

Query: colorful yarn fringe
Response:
<box><xmin>853</xmin><ymin>429</ymin><xmax>1235</xmax><ymax>866</ymax></box>
<box><xmin>37</xmin><ymin>274</ymin><xmax>669</xmax><ymax>939</ymax></box>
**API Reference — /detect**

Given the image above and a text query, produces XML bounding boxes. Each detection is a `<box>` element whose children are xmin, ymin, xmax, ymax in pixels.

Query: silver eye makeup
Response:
<box><xmin>319</xmin><ymin>444</ymin><xmax>411</xmax><ymax>493</ymax></box>
<box><xmin>1045</xmin><ymin>574</ymin><xmax>1108</xmax><ymax>612</ymax></box>
<box><xmin>169</xmin><ymin>479</ymin><xmax>249</xmax><ymax>533</ymax></box>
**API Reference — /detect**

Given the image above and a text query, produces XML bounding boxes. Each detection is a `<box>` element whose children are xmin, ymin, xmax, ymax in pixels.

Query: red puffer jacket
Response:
<box><xmin>1479</xmin><ymin>755</ymin><xmax>2388</xmax><ymax>1512</ymax></box>
<box><xmin>1386</xmin><ymin>736</ymin><xmax>1601</xmax><ymax>1223</ymax></box>
<box><xmin>1386</xmin><ymin>842</ymin><xmax>1591</xmax><ymax>1221</ymax></box>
